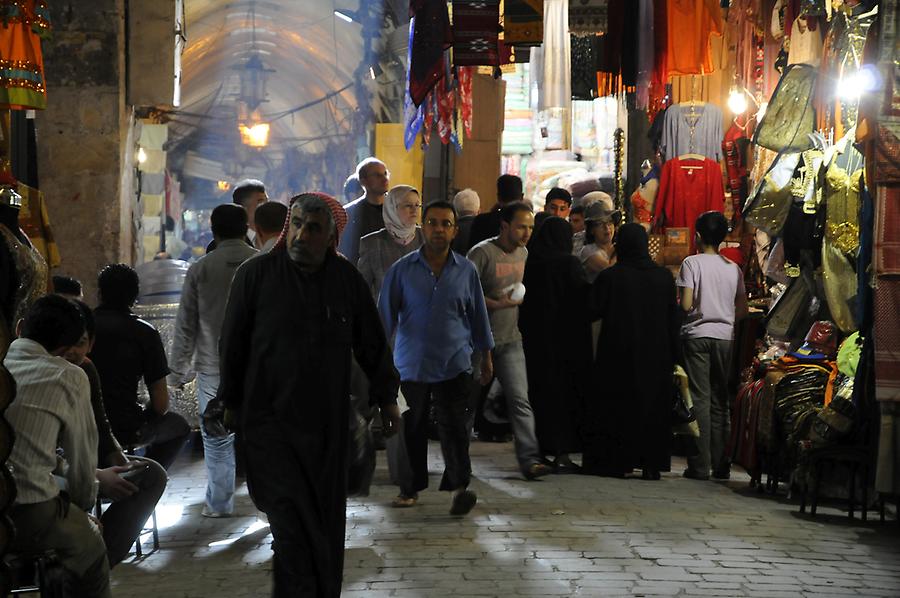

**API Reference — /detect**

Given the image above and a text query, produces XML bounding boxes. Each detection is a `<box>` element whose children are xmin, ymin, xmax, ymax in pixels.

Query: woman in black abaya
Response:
<box><xmin>519</xmin><ymin>217</ymin><xmax>591</xmax><ymax>472</ymax></box>
<box><xmin>584</xmin><ymin>223</ymin><xmax>680</xmax><ymax>479</ymax></box>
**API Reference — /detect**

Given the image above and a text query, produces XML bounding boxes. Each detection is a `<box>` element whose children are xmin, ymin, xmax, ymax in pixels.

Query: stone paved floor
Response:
<box><xmin>110</xmin><ymin>440</ymin><xmax>900</xmax><ymax>597</ymax></box>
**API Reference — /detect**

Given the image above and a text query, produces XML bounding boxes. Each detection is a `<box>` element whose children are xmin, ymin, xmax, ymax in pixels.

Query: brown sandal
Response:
<box><xmin>391</xmin><ymin>493</ymin><xmax>418</xmax><ymax>508</ymax></box>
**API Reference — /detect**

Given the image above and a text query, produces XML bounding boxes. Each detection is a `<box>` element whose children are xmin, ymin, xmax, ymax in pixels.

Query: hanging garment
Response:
<box><xmin>665</xmin><ymin>0</ymin><xmax>724</xmax><ymax>77</ymax></box>
<box><xmin>875</xmin><ymin>182</ymin><xmax>900</xmax><ymax>275</ymax></box>
<box><xmin>570</xmin><ymin>35</ymin><xmax>599</xmax><ymax>100</ymax></box>
<box><xmin>504</xmin><ymin>0</ymin><xmax>543</xmax><ymax>45</ymax></box>
<box><xmin>753</xmin><ymin>63</ymin><xmax>817</xmax><ymax>152</ymax></box>
<box><xmin>818</xmin><ymin>3</ymin><xmax>878</xmax><ymax>137</ymax></box>
<box><xmin>539</xmin><ymin>0</ymin><xmax>571</xmax><ymax>110</ymax></box>
<box><xmin>787</xmin><ymin>16</ymin><xmax>823</xmax><ymax>67</ymax></box>
<box><xmin>452</xmin><ymin>0</ymin><xmax>500</xmax><ymax>67</ymax></box>
<box><xmin>647</xmin><ymin>0</ymin><xmax>669</xmax><ymax>116</ymax></box>
<box><xmin>409</xmin><ymin>1</ymin><xmax>451</xmax><ymax>106</ymax></box>
<box><xmin>16</xmin><ymin>183</ymin><xmax>58</xmax><ymax>268</ymax></box>
<box><xmin>595</xmin><ymin>0</ymin><xmax>638</xmax><ymax>97</ymax></box>
<box><xmin>631</xmin><ymin>165</ymin><xmax>659</xmax><ymax>226</ymax></box>
<box><xmin>569</xmin><ymin>0</ymin><xmax>608</xmax><ymax>35</ymax></box>
<box><xmin>722</xmin><ymin>120</ymin><xmax>753</xmax><ymax>223</ymax></box>
<box><xmin>0</xmin><ymin>0</ymin><xmax>51</xmax><ymax>110</ymax></box>
<box><xmin>744</xmin><ymin>150</ymin><xmax>800</xmax><ymax>237</ymax></box>
<box><xmin>635</xmin><ymin>0</ymin><xmax>654</xmax><ymax>110</ymax></box>
<box><xmin>0</xmin><ymin>224</ymin><xmax>47</xmax><ymax>328</ymax></box>
<box><xmin>654</xmin><ymin>156</ymin><xmax>725</xmax><ymax>252</ymax></box>
<box><xmin>660</xmin><ymin>103</ymin><xmax>724</xmax><ymax>162</ymax></box>
<box><xmin>874</xmin><ymin>280</ymin><xmax>900</xmax><ymax>403</ymax></box>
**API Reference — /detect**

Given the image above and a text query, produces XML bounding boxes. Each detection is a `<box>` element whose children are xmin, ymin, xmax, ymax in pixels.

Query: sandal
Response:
<box><xmin>391</xmin><ymin>493</ymin><xmax>418</xmax><ymax>508</ymax></box>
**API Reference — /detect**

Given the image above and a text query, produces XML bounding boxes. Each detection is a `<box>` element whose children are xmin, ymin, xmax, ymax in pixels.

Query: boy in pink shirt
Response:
<box><xmin>677</xmin><ymin>212</ymin><xmax>748</xmax><ymax>480</ymax></box>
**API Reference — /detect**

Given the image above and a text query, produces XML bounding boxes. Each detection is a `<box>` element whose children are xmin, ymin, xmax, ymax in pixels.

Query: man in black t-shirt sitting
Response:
<box><xmin>89</xmin><ymin>264</ymin><xmax>190</xmax><ymax>470</ymax></box>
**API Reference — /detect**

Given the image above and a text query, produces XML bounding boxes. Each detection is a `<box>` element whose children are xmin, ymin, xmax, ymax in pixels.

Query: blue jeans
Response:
<box><xmin>472</xmin><ymin>341</ymin><xmax>542</xmax><ymax>471</ymax></box>
<box><xmin>197</xmin><ymin>373</ymin><xmax>235</xmax><ymax>514</ymax></box>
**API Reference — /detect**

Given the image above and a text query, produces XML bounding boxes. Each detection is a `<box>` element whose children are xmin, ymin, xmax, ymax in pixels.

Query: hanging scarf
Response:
<box><xmin>452</xmin><ymin>0</ymin><xmax>501</xmax><ymax>67</ymax></box>
<box><xmin>409</xmin><ymin>0</ymin><xmax>451</xmax><ymax>106</ymax></box>
<box><xmin>274</xmin><ymin>192</ymin><xmax>347</xmax><ymax>252</ymax></box>
<box><xmin>384</xmin><ymin>185</ymin><xmax>419</xmax><ymax>246</ymax></box>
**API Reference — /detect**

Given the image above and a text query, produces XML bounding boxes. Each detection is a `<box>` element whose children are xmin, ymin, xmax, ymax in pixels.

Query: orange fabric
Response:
<box><xmin>0</xmin><ymin>0</ymin><xmax>51</xmax><ymax>110</ymax></box>
<box><xmin>771</xmin><ymin>356</ymin><xmax>840</xmax><ymax>407</ymax></box>
<box><xmin>665</xmin><ymin>0</ymin><xmax>724</xmax><ymax>77</ymax></box>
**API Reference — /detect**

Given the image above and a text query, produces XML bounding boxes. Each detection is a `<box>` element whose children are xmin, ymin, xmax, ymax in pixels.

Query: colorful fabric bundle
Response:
<box><xmin>404</xmin><ymin>52</ymin><xmax>475</xmax><ymax>152</ymax></box>
<box><xmin>451</xmin><ymin>0</ymin><xmax>500</xmax><ymax>67</ymax></box>
<box><xmin>504</xmin><ymin>0</ymin><xmax>543</xmax><ymax>46</ymax></box>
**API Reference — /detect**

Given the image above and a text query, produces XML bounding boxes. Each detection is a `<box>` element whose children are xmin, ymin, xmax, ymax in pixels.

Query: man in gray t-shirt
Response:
<box><xmin>467</xmin><ymin>203</ymin><xmax>550</xmax><ymax>480</ymax></box>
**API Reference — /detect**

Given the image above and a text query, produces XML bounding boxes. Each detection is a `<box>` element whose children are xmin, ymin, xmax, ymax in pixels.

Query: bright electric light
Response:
<box><xmin>838</xmin><ymin>66</ymin><xmax>881</xmax><ymax>100</ymax></box>
<box><xmin>727</xmin><ymin>89</ymin><xmax>748</xmax><ymax>114</ymax></box>
<box><xmin>137</xmin><ymin>147</ymin><xmax>148</xmax><ymax>164</ymax></box>
<box><xmin>240</xmin><ymin>122</ymin><xmax>270</xmax><ymax>147</ymax></box>
<box><xmin>334</xmin><ymin>10</ymin><xmax>353</xmax><ymax>23</ymax></box>
<box><xmin>216</xmin><ymin>180</ymin><xmax>231</xmax><ymax>191</ymax></box>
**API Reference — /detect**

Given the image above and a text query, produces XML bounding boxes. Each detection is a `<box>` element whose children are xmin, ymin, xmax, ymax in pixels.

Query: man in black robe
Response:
<box><xmin>211</xmin><ymin>192</ymin><xmax>401</xmax><ymax>597</ymax></box>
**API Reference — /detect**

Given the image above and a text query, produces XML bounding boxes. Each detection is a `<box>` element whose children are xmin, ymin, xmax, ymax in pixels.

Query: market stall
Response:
<box><xmin>402</xmin><ymin>0</ymin><xmax>897</xmax><ymax>518</ymax></box>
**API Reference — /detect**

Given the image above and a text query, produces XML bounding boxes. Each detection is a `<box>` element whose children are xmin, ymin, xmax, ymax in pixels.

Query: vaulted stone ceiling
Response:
<box><xmin>170</xmin><ymin>0</ymin><xmax>408</xmax><ymax>201</ymax></box>
<box><xmin>180</xmin><ymin>0</ymin><xmax>366</xmax><ymax>146</ymax></box>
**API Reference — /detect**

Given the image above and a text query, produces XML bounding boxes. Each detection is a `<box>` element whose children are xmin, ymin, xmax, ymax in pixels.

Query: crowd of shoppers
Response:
<box><xmin>1</xmin><ymin>159</ymin><xmax>747</xmax><ymax>597</ymax></box>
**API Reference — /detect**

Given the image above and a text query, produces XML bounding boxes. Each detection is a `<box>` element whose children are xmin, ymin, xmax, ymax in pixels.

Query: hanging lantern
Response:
<box><xmin>237</xmin><ymin>54</ymin><xmax>273</xmax><ymax>111</ymax></box>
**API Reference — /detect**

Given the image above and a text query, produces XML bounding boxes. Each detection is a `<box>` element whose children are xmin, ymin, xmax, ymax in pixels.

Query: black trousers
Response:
<box><xmin>133</xmin><ymin>411</ymin><xmax>191</xmax><ymax>470</ymax></box>
<box><xmin>401</xmin><ymin>372</ymin><xmax>474</xmax><ymax>495</ymax></box>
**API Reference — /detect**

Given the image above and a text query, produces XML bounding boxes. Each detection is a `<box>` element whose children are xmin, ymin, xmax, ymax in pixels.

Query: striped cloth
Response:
<box><xmin>875</xmin><ymin>185</ymin><xmax>900</xmax><ymax>275</ymax></box>
<box><xmin>4</xmin><ymin>338</ymin><xmax>99</xmax><ymax>511</ymax></box>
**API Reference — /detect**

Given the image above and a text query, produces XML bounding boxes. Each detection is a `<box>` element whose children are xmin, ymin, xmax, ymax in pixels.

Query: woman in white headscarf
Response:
<box><xmin>357</xmin><ymin>185</ymin><xmax>423</xmax><ymax>502</ymax></box>
<box><xmin>358</xmin><ymin>184</ymin><xmax>424</xmax><ymax>300</ymax></box>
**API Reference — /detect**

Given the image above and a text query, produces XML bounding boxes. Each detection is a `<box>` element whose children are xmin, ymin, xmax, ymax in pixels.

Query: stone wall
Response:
<box><xmin>35</xmin><ymin>0</ymin><xmax>128</xmax><ymax>303</ymax></box>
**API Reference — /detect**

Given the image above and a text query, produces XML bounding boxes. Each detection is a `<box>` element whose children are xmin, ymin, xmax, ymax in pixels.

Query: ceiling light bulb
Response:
<box><xmin>137</xmin><ymin>147</ymin><xmax>148</xmax><ymax>164</ymax></box>
<box><xmin>727</xmin><ymin>89</ymin><xmax>748</xmax><ymax>114</ymax></box>
<box><xmin>240</xmin><ymin>123</ymin><xmax>270</xmax><ymax>147</ymax></box>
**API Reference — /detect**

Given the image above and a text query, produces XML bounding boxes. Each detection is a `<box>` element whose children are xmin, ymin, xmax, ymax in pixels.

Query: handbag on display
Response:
<box><xmin>744</xmin><ymin>150</ymin><xmax>801</xmax><ymax>236</ymax></box>
<box><xmin>671</xmin><ymin>366</ymin><xmax>699</xmax><ymax>438</ymax></box>
<box><xmin>752</xmin><ymin>64</ymin><xmax>817</xmax><ymax>153</ymax></box>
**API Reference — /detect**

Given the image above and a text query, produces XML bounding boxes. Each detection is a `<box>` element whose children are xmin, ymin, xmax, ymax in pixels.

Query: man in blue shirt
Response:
<box><xmin>379</xmin><ymin>200</ymin><xmax>494</xmax><ymax>515</ymax></box>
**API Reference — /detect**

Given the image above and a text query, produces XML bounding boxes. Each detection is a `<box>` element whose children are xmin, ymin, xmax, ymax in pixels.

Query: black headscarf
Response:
<box><xmin>527</xmin><ymin>216</ymin><xmax>573</xmax><ymax>259</ymax></box>
<box><xmin>613</xmin><ymin>223</ymin><xmax>656</xmax><ymax>269</ymax></box>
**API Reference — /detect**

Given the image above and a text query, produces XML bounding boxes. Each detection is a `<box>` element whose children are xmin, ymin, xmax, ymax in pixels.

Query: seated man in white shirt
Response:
<box><xmin>4</xmin><ymin>295</ymin><xmax>131</xmax><ymax>598</ymax></box>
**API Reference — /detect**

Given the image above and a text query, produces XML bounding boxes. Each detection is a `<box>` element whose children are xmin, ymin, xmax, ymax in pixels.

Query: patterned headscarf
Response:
<box><xmin>383</xmin><ymin>185</ymin><xmax>419</xmax><ymax>246</ymax></box>
<box><xmin>274</xmin><ymin>192</ymin><xmax>348</xmax><ymax>252</ymax></box>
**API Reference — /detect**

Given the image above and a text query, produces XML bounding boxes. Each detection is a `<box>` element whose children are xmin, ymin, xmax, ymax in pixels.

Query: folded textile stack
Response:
<box><xmin>502</xmin><ymin>64</ymin><xmax>533</xmax><ymax>155</ymax></box>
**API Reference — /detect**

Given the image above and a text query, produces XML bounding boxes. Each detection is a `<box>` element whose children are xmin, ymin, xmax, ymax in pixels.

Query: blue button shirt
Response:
<box><xmin>378</xmin><ymin>248</ymin><xmax>494</xmax><ymax>383</ymax></box>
